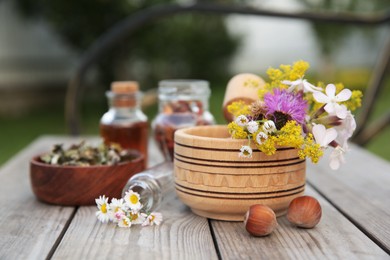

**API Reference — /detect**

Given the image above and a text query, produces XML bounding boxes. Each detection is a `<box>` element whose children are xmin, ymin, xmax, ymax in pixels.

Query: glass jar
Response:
<box><xmin>100</xmin><ymin>81</ymin><xmax>148</xmax><ymax>166</ymax></box>
<box><xmin>152</xmin><ymin>80</ymin><xmax>215</xmax><ymax>161</ymax></box>
<box><xmin>122</xmin><ymin>161</ymin><xmax>174</xmax><ymax>212</ymax></box>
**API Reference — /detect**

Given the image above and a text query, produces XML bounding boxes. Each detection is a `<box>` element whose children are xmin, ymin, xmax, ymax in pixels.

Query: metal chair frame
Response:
<box><xmin>65</xmin><ymin>2</ymin><xmax>390</xmax><ymax>146</ymax></box>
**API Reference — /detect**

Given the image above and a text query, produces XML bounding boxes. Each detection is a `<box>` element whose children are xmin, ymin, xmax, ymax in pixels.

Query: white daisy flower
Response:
<box><xmin>109</xmin><ymin>198</ymin><xmax>125</xmax><ymax>222</ymax></box>
<box><xmin>239</xmin><ymin>145</ymin><xmax>253</xmax><ymax>158</ymax></box>
<box><xmin>263</xmin><ymin>120</ymin><xmax>276</xmax><ymax>134</ymax></box>
<box><xmin>141</xmin><ymin>212</ymin><xmax>163</xmax><ymax>226</ymax></box>
<box><xmin>124</xmin><ymin>190</ymin><xmax>142</xmax><ymax>211</ymax></box>
<box><xmin>256</xmin><ymin>132</ymin><xmax>268</xmax><ymax>145</ymax></box>
<box><xmin>95</xmin><ymin>195</ymin><xmax>111</xmax><ymax>223</ymax></box>
<box><xmin>246</xmin><ymin>121</ymin><xmax>259</xmax><ymax>134</ymax></box>
<box><xmin>118</xmin><ymin>216</ymin><xmax>132</xmax><ymax>228</ymax></box>
<box><xmin>235</xmin><ymin>115</ymin><xmax>249</xmax><ymax>127</ymax></box>
<box><xmin>128</xmin><ymin>210</ymin><xmax>146</xmax><ymax>225</ymax></box>
<box><xmin>282</xmin><ymin>78</ymin><xmax>322</xmax><ymax>93</ymax></box>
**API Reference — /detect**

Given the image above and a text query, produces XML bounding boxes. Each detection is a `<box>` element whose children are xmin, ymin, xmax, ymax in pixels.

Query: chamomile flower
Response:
<box><xmin>246</xmin><ymin>121</ymin><xmax>259</xmax><ymax>134</ymax></box>
<box><xmin>256</xmin><ymin>132</ymin><xmax>268</xmax><ymax>145</ymax></box>
<box><xmin>118</xmin><ymin>216</ymin><xmax>132</xmax><ymax>228</ymax></box>
<box><xmin>128</xmin><ymin>209</ymin><xmax>145</xmax><ymax>225</ymax></box>
<box><xmin>141</xmin><ymin>212</ymin><xmax>163</xmax><ymax>226</ymax></box>
<box><xmin>124</xmin><ymin>190</ymin><xmax>142</xmax><ymax>210</ymax></box>
<box><xmin>239</xmin><ymin>145</ymin><xmax>253</xmax><ymax>158</ymax></box>
<box><xmin>109</xmin><ymin>198</ymin><xmax>125</xmax><ymax>222</ymax></box>
<box><xmin>235</xmin><ymin>115</ymin><xmax>249</xmax><ymax>127</ymax></box>
<box><xmin>95</xmin><ymin>195</ymin><xmax>111</xmax><ymax>223</ymax></box>
<box><xmin>263</xmin><ymin>120</ymin><xmax>277</xmax><ymax>134</ymax></box>
<box><xmin>95</xmin><ymin>189</ymin><xmax>164</xmax><ymax>228</ymax></box>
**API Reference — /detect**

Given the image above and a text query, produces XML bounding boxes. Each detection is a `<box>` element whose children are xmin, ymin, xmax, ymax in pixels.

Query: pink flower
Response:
<box><xmin>264</xmin><ymin>88</ymin><xmax>308</xmax><ymax>128</ymax></box>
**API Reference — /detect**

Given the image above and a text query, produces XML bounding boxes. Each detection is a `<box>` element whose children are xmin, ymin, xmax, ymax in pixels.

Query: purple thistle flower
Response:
<box><xmin>264</xmin><ymin>88</ymin><xmax>307</xmax><ymax>129</ymax></box>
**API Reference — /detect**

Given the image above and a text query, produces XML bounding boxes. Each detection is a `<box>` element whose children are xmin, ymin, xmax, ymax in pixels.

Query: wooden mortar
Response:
<box><xmin>174</xmin><ymin>125</ymin><xmax>306</xmax><ymax>221</ymax></box>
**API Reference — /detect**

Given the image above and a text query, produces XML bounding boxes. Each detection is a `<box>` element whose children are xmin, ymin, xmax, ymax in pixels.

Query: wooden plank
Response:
<box><xmin>0</xmin><ymin>136</ymin><xmax>85</xmax><ymax>259</ymax></box>
<box><xmin>211</xmin><ymin>185</ymin><xmax>388</xmax><ymax>259</ymax></box>
<box><xmin>306</xmin><ymin>145</ymin><xmax>390</xmax><ymax>252</ymax></box>
<box><xmin>52</xmin><ymin>138</ymin><xmax>219</xmax><ymax>259</ymax></box>
<box><xmin>0</xmin><ymin>135</ymin><xmax>137</xmax><ymax>259</ymax></box>
<box><xmin>52</xmin><ymin>189</ymin><xmax>219</xmax><ymax>259</ymax></box>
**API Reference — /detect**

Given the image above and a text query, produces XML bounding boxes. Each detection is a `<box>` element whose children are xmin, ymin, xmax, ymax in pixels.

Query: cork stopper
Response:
<box><xmin>109</xmin><ymin>81</ymin><xmax>140</xmax><ymax>107</ymax></box>
<box><xmin>111</xmin><ymin>81</ymin><xmax>139</xmax><ymax>93</ymax></box>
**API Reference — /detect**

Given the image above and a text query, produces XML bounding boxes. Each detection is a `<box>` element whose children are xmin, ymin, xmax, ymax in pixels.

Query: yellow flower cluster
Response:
<box><xmin>227</xmin><ymin>101</ymin><xmax>251</xmax><ymax>118</ymax></box>
<box><xmin>275</xmin><ymin>121</ymin><xmax>304</xmax><ymax>148</ymax></box>
<box><xmin>248</xmin><ymin>121</ymin><xmax>323</xmax><ymax>162</ymax></box>
<box><xmin>259</xmin><ymin>60</ymin><xmax>310</xmax><ymax>99</ymax></box>
<box><xmin>228</xmin><ymin>122</ymin><xmax>248</xmax><ymax>139</ymax></box>
<box><xmin>298</xmin><ymin>133</ymin><xmax>324</xmax><ymax>163</ymax></box>
<box><xmin>256</xmin><ymin>121</ymin><xmax>304</xmax><ymax>155</ymax></box>
<box><xmin>256</xmin><ymin>135</ymin><xmax>277</xmax><ymax>155</ymax></box>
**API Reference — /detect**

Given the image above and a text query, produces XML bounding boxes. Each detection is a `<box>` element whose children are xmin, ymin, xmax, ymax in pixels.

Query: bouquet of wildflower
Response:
<box><xmin>227</xmin><ymin>60</ymin><xmax>363</xmax><ymax>170</ymax></box>
<box><xmin>95</xmin><ymin>190</ymin><xmax>162</xmax><ymax>228</ymax></box>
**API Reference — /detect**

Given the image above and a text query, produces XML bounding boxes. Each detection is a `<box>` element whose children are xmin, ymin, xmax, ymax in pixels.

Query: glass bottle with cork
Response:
<box><xmin>100</xmin><ymin>81</ymin><xmax>148</xmax><ymax>166</ymax></box>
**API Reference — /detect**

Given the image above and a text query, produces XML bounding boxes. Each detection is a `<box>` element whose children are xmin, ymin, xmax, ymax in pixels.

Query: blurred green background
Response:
<box><xmin>1</xmin><ymin>0</ymin><xmax>389</xmax><ymax>165</ymax></box>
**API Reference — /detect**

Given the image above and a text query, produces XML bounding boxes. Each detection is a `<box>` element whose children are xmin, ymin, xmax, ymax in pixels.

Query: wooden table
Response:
<box><xmin>1</xmin><ymin>136</ymin><xmax>389</xmax><ymax>259</ymax></box>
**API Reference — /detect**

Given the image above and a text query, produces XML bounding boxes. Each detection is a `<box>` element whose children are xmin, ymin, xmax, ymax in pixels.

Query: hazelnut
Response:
<box><xmin>244</xmin><ymin>204</ymin><xmax>278</xmax><ymax>236</ymax></box>
<box><xmin>287</xmin><ymin>196</ymin><xmax>322</xmax><ymax>228</ymax></box>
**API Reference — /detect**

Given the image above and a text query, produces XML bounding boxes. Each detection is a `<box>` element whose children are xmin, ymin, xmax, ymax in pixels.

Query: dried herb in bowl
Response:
<box><xmin>39</xmin><ymin>141</ymin><xmax>138</xmax><ymax>166</ymax></box>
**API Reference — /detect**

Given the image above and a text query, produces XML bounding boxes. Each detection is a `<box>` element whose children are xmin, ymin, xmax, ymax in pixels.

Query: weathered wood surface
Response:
<box><xmin>52</xmin><ymin>193</ymin><xmax>218</xmax><ymax>259</ymax></box>
<box><xmin>306</xmin><ymin>145</ymin><xmax>390</xmax><ymax>253</ymax></box>
<box><xmin>0</xmin><ymin>136</ymin><xmax>85</xmax><ymax>259</ymax></box>
<box><xmin>211</xmin><ymin>186</ymin><xmax>388</xmax><ymax>259</ymax></box>
<box><xmin>0</xmin><ymin>136</ymin><xmax>390</xmax><ymax>259</ymax></box>
<box><xmin>52</xmin><ymin>137</ymin><xmax>219</xmax><ymax>259</ymax></box>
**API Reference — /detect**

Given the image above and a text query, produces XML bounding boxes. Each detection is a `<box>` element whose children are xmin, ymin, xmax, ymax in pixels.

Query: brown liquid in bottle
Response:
<box><xmin>100</xmin><ymin>121</ymin><xmax>149</xmax><ymax>166</ymax></box>
<box><xmin>101</xmin><ymin>81</ymin><xmax>149</xmax><ymax>167</ymax></box>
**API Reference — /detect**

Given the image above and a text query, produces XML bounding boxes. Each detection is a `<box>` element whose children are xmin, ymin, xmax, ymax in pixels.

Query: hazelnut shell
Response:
<box><xmin>287</xmin><ymin>196</ymin><xmax>322</xmax><ymax>228</ymax></box>
<box><xmin>244</xmin><ymin>204</ymin><xmax>278</xmax><ymax>236</ymax></box>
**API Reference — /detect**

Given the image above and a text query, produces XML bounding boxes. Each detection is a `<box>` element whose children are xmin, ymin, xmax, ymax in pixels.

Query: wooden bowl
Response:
<box><xmin>174</xmin><ymin>125</ymin><xmax>306</xmax><ymax>221</ymax></box>
<box><xmin>30</xmin><ymin>151</ymin><xmax>145</xmax><ymax>206</ymax></box>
